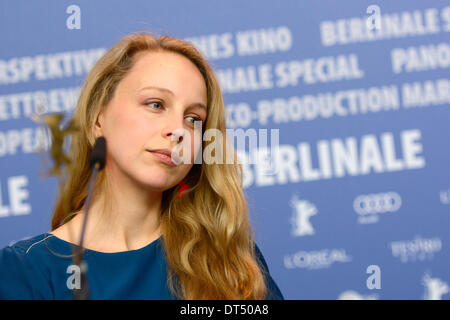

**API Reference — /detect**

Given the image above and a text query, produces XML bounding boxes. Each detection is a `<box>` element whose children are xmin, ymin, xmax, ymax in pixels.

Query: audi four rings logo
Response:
<box><xmin>353</xmin><ymin>192</ymin><xmax>402</xmax><ymax>215</ymax></box>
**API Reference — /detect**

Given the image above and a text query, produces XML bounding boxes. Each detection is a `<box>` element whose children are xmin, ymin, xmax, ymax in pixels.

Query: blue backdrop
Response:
<box><xmin>0</xmin><ymin>0</ymin><xmax>449</xmax><ymax>300</ymax></box>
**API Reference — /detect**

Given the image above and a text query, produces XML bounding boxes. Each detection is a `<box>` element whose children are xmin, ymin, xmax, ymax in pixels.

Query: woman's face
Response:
<box><xmin>95</xmin><ymin>50</ymin><xmax>207</xmax><ymax>191</ymax></box>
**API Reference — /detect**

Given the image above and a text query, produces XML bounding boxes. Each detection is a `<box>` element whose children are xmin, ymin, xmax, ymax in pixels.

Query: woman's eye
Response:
<box><xmin>147</xmin><ymin>101</ymin><xmax>163</xmax><ymax>109</ymax></box>
<box><xmin>186</xmin><ymin>116</ymin><xmax>202</xmax><ymax>126</ymax></box>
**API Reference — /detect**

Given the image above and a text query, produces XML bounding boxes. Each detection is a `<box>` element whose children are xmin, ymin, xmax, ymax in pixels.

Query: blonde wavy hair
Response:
<box><xmin>51</xmin><ymin>33</ymin><xmax>268</xmax><ymax>299</ymax></box>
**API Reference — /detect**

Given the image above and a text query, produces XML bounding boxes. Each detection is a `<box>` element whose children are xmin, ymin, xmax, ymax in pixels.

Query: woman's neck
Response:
<box><xmin>51</xmin><ymin>187</ymin><xmax>163</xmax><ymax>253</ymax></box>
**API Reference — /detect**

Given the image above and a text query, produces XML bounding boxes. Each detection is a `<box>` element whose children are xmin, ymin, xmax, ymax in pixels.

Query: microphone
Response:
<box><xmin>89</xmin><ymin>136</ymin><xmax>107</xmax><ymax>170</ymax></box>
<box><xmin>72</xmin><ymin>136</ymin><xmax>107</xmax><ymax>300</ymax></box>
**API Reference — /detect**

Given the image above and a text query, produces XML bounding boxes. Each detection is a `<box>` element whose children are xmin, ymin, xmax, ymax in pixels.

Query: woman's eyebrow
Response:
<box><xmin>140</xmin><ymin>86</ymin><xmax>174</xmax><ymax>96</ymax></box>
<box><xmin>186</xmin><ymin>103</ymin><xmax>207</xmax><ymax>112</ymax></box>
<box><xmin>140</xmin><ymin>86</ymin><xmax>207</xmax><ymax>111</ymax></box>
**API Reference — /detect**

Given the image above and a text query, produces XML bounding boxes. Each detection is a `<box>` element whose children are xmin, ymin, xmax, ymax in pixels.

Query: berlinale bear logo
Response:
<box><xmin>422</xmin><ymin>273</ymin><xmax>449</xmax><ymax>300</ymax></box>
<box><xmin>290</xmin><ymin>194</ymin><xmax>317</xmax><ymax>237</ymax></box>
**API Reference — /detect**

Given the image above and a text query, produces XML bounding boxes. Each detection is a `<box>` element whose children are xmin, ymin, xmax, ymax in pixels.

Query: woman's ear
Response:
<box><xmin>94</xmin><ymin>111</ymin><xmax>104</xmax><ymax>138</ymax></box>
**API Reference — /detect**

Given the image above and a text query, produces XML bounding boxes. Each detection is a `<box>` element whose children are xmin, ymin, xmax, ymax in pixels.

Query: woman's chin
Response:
<box><xmin>134</xmin><ymin>176</ymin><xmax>177</xmax><ymax>192</ymax></box>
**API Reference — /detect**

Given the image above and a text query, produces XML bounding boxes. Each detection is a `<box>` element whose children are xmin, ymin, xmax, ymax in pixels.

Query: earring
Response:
<box><xmin>177</xmin><ymin>180</ymin><xmax>190</xmax><ymax>197</ymax></box>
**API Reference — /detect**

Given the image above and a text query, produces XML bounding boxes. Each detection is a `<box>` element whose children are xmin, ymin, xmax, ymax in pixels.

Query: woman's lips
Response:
<box><xmin>149</xmin><ymin>150</ymin><xmax>177</xmax><ymax>166</ymax></box>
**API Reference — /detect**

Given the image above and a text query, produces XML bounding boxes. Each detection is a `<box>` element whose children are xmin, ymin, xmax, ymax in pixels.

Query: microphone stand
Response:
<box><xmin>72</xmin><ymin>137</ymin><xmax>106</xmax><ymax>300</ymax></box>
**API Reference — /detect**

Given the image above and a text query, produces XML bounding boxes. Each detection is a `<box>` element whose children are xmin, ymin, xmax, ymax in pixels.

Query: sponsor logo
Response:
<box><xmin>354</xmin><ymin>191</ymin><xmax>401</xmax><ymax>224</ymax></box>
<box><xmin>284</xmin><ymin>248</ymin><xmax>351</xmax><ymax>270</ymax></box>
<box><xmin>390</xmin><ymin>236</ymin><xmax>442</xmax><ymax>263</ymax></box>
<box><xmin>290</xmin><ymin>195</ymin><xmax>317</xmax><ymax>237</ymax></box>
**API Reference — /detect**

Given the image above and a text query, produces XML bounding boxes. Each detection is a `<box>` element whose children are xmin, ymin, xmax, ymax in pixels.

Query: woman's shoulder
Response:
<box><xmin>0</xmin><ymin>233</ymin><xmax>54</xmax><ymax>262</ymax></box>
<box><xmin>0</xmin><ymin>232</ymin><xmax>69</xmax><ymax>275</ymax></box>
<box><xmin>0</xmin><ymin>233</ymin><xmax>54</xmax><ymax>299</ymax></box>
<box><xmin>2</xmin><ymin>233</ymin><xmax>52</xmax><ymax>255</ymax></box>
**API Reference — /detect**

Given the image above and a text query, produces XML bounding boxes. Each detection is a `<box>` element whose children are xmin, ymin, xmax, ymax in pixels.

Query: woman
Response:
<box><xmin>0</xmin><ymin>33</ymin><xmax>284</xmax><ymax>300</ymax></box>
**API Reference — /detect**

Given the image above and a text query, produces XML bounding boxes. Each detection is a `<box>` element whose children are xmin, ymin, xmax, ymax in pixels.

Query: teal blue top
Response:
<box><xmin>0</xmin><ymin>233</ymin><xmax>284</xmax><ymax>300</ymax></box>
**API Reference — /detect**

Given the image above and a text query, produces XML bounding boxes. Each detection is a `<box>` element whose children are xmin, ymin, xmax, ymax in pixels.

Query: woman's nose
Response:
<box><xmin>168</xmin><ymin>128</ymin><xmax>184</xmax><ymax>143</ymax></box>
<box><xmin>162</xmin><ymin>114</ymin><xmax>185</xmax><ymax>143</ymax></box>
